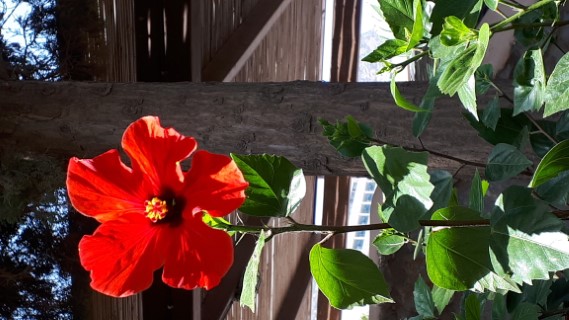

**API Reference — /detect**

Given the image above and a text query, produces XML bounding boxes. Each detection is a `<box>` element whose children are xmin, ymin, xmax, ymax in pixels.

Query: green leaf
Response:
<box><xmin>530</xmin><ymin>140</ymin><xmax>569</xmax><ymax>188</ymax></box>
<box><xmin>240</xmin><ymin>231</ymin><xmax>268</xmax><ymax>312</ymax></box>
<box><xmin>556</xmin><ymin>110</ymin><xmax>569</xmax><ymax>137</ymax></box>
<box><xmin>545</xmin><ymin>52</ymin><xmax>569</xmax><ymax>117</ymax></box>
<box><xmin>389</xmin><ymin>195</ymin><xmax>427</xmax><ymax>232</ymax></box>
<box><xmin>437</xmin><ymin>23</ymin><xmax>490</xmax><ymax>96</ymax></box>
<box><xmin>379</xmin><ymin>0</ymin><xmax>414</xmax><ymax>40</ymax></box>
<box><xmin>513</xmin><ymin>126</ymin><xmax>531</xmax><ymax>151</ymax></box>
<box><xmin>362</xmin><ymin>146</ymin><xmax>434</xmax><ymax>232</ymax></box>
<box><xmin>440</xmin><ymin>16</ymin><xmax>477</xmax><ymax>46</ymax></box>
<box><xmin>202</xmin><ymin>214</ymin><xmax>235</xmax><ymax>236</ymax></box>
<box><xmin>530</xmin><ymin>120</ymin><xmax>557</xmax><ymax>158</ymax></box>
<box><xmin>413</xmin><ymin>98</ymin><xmax>435</xmax><ymax>137</ymax></box>
<box><xmin>469</xmin><ymin>170</ymin><xmax>487</xmax><ymax>213</ymax></box>
<box><xmin>475</xmin><ymin>64</ymin><xmax>494</xmax><ymax>95</ymax></box>
<box><xmin>362</xmin><ymin>146</ymin><xmax>433</xmax><ymax>206</ymax></box>
<box><xmin>430</xmin><ymin>0</ymin><xmax>483</xmax><ymax>35</ymax></box>
<box><xmin>465</xmin><ymin>108</ymin><xmax>532</xmax><ymax>146</ymax></box>
<box><xmin>319</xmin><ymin>116</ymin><xmax>373</xmax><ymax>157</ymax></box>
<box><xmin>515</xmin><ymin>279</ymin><xmax>552</xmax><ymax>307</ymax></box>
<box><xmin>535</xmin><ymin>171</ymin><xmax>569</xmax><ymax>206</ymax></box>
<box><xmin>391</xmin><ymin>76</ymin><xmax>426</xmax><ymax>112</ymax></box>
<box><xmin>547</xmin><ymin>277</ymin><xmax>569</xmax><ymax>310</ymax></box>
<box><xmin>407</xmin><ymin>0</ymin><xmax>425</xmax><ymax>49</ymax></box>
<box><xmin>362</xmin><ymin>39</ymin><xmax>409</xmax><ymax>63</ymax></box>
<box><xmin>437</xmin><ymin>45</ymin><xmax>475</xmax><ymax>96</ymax></box>
<box><xmin>485</xmin><ymin>143</ymin><xmax>532</xmax><ymax>181</ymax></box>
<box><xmin>432</xmin><ymin>285</ymin><xmax>455</xmax><ymax>315</ymax></box>
<box><xmin>449</xmin><ymin>188</ymin><xmax>460</xmax><ymax>207</ymax></box>
<box><xmin>413</xmin><ymin>70</ymin><xmax>442</xmax><ymax>137</ymax></box>
<box><xmin>414</xmin><ymin>276</ymin><xmax>436</xmax><ymax>318</ymax></box>
<box><xmin>373</xmin><ymin>231</ymin><xmax>406</xmax><ymax>255</ymax></box>
<box><xmin>426</xmin><ymin>170</ymin><xmax>454</xmax><ymax>218</ymax></box>
<box><xmin>481</xmin><ymin>96</ymin><xmax>501</xmax><ymax>130</ymax></box>
<box><xmin>231</xmin><ymin>154</ymin><xmax>305</xmax><ymax>217</ymax></box>
<box><xmin>484</xmin><ymin>0</ymin><xmax>498</xmax><ymax>10</ymax></box>
<box><xmin>490</xmin><ymin>187</ymin><xmax>569</xmax><ymax>284</ymax></box>
<box><xmin>457</xmin><ymin>75</ymin><xmax>478</xmax><ymax>120</ymax></box>
<box><xmin>346</xmin><ymin>115</ymin><xmax>363</xmax><ymax>138</ymax></box>
<box><xmin>429</xmin><ymin>35</ymin><xmax>466</xmax><ymax>60</ymax></box>
<box><xmin>464</xmin><ymin>294</ymin><xmax>482</xmax><ymax>320</ymax></box>
<box><xmin>309</xmin><ymin>244</ymin><xmax>393</xmax><ymax>309</ymax></box>
<box><xmin>510</xmin><ymin>302</ymin><xmax>539</xmax><ymax>320</ymax></box>
<box><xmin>513</xmin><ymin>2</ymin><xmax>558</xmax><ymax>47</ymax></box>
<box><xmin>513</xmin><ymin>49</ymin><xmax>546</xmax><ymax>115</ymax></box>
<box><xmin>491</xmin><ymin>293</ymin><xmax>507</xmax><ymax>320</ymax></box>
<box><xmin>426</xmin><ymin>206</ymin><xmax>520</xmax><ymax>292</ymax></box>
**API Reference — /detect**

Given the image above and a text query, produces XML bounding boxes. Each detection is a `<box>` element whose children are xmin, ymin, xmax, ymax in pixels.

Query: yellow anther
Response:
<box><xmin>145</xmin><ymin>197</ymin><xmax>168</xmax><ymax>222</ymax></box>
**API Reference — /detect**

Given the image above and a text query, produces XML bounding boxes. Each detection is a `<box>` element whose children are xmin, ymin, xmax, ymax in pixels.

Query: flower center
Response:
<box><xmin>145</xmin><ymin>197</ymin><xmax>169</xmax><ymax>222</ymax></box>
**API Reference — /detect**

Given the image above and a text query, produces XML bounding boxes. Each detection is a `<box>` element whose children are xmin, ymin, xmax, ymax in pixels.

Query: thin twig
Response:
<box><xmin>225</xmin><ymin>219</ymin><xmax>492</xmax><ymax>236</ymax></box>
<box><xmin>491</xmin><ymin>0</ymin><xmax>557</xmax><ymax>32</ymax></box>
<box><xmin>524</xmin><ymin>112</ymin><xmax>558</xmax><ymax>144</ymax></box>
<box><xmin>453</xmin><ymin>163</ymin><xmax>468</xmax><ymax>178</ymax></box>
<box><xmin>494</xmin><ymin>19</ymin><xmax>569</xmax><ymax>33</ymax></box>
<box><xmin>225</xmin><ymin>210</ymin><xmax>569</xmax><ymax>236</ymax></box>
<box><xmin>538</xmin><ymin>307</ymin><xmax>569</xmax><ymax>319</ymax></box>
<box><xmin>495</xmin><ymin>89</ymin><xmax>558</xmax><ymax>145</ymax></box>
<box><xmin>370</xmin><ymin>137</ymin><xmax>488</xmax><ymax>168</ymax></box>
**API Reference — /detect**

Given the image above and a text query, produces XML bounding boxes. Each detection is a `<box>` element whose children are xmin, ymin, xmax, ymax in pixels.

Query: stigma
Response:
<box><xmin>145</xmin><ymin>197</ymin><xmax>168</xmax><ymax>222</ymax></box>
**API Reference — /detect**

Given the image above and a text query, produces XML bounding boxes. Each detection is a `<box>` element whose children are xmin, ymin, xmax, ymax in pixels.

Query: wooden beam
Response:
<box><xmin>0</xmin><ymin>80</ymin><xmax>498</xmax><ymax>176</ymax></box>
<box><xmin>202</xmin><ymin>0</ymin><xmax>293</xmax><ymax>81</ymax></box>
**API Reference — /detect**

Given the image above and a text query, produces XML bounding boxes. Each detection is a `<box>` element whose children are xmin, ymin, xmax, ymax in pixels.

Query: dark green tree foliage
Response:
<box><xmin>0</xmin><ymin>153</ymin><xmax>72</xmax><ymax>319</ymax></box>
<box><xmin>0</xmin><ymin>0</ymin><xmax>101</xmax><ymax>80</ymax></box>
<box><xmin>0</xmin><ymin>0</ymin><xmax>59</xmax><ymax>80</ymax></box>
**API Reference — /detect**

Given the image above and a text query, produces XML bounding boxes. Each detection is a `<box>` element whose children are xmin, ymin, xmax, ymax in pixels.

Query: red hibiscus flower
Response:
<box><xmin>66</xmin><ymin>116</ymin><xmax>248</xmax><ymax>297</ymax></box>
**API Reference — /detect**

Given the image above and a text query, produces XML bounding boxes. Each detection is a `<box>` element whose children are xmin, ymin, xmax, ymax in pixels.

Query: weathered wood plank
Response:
<box><xmin>202</xmin><ymin>0</ymin><xmax>294</xmax><ymax>81</ymax></box>
<box><xmin>330</xmin><ymin>0</ymin><xmax>362</xmax><ymax>82</ymax></box>
<box><xmin>190</xmin><ymin>0</ymin><xmax>205</xmax><ymax>82</ymax></box>
<box><xmin>0</xmin><ymin>80</ymin><xmax>498</xmax><ymax>176</ymax></box>
<box><xmin>233</xmin><ymin>0</ymin><xmax>322</xmax><ymax>82</ymax></box>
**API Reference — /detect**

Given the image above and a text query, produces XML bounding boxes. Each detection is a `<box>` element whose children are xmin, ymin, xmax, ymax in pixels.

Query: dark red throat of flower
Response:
<box><xmin>145</xmin><ymin>197</ymin><xmax>170</xmax><ymax>222</ymax></box>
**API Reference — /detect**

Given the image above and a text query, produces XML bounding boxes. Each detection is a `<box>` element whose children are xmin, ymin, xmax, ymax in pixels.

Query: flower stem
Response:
<box><xmin>223</xmin><ymin>219</ymin><xmax>491</xmax><ymax>236</ymax></box>
<box><xmin>221</xmin><ymin>211</ymin><xmax>569</xmax><ymax>236</ymax></box>
<box><xmin>389</xmin><ymin>51</ymin><xmax>429</xmax><ymax>72</ymax></box>
<box><xmin>493</xmin><ymin>87</ymin><xmax>558</xmax><ymax>145</ymax></box>
<box><xmin>491</xmin><ymin>0</ymin><xmax>557</xmax><ymax>33</ymax></box>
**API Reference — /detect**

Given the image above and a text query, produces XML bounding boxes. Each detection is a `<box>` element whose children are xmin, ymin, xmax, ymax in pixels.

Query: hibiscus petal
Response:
<box><xmin>67</xmin><ymin>150</ymin><xmax>146</xmax><ymax>222</ymax></box>
<box><xmin>79</xmin><ymin>213</ymin><xmax>167</xmax><ymax>297</ymax></box>
<box><xmin>184</xmin><ymin>151</ymin><xmax>248</xmax><ymax>217</ymax></box>
<box><xmin>122</xmin><ymin>116</ymin><xmax>197</xmax><ymax>194</ymax></box>
<box><xmin>161</xmin><ymin>214</ymin><xmax>234</xmax><ymax>290</ymax></box>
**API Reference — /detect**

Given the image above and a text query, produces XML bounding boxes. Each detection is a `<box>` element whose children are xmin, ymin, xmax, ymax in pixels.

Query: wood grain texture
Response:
<box><xmin>0</xmin><ymin>80</ymin><xmax>500</xmax><ymax>175</ymax></box>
